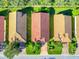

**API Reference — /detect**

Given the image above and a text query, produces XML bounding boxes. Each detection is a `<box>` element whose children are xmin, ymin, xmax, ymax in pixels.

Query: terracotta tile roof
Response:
<box><xmin>0</xmin><ymin>16</ymin><xmax>4</xmax><ymax>42</ymax></box>
<box><xmin>32</xmin><ymin>12</ymin><xmax>49</xmax><ymax>42</ymax></box>
<box><xmin>9</xmin><ymin>12</ymin><xmax>26</xmax><ymax>43</ymax></box>
<box><xmin>54</xmin><ymin>14</ymin><xmax>72</xmax><ymax>42</ymax></box>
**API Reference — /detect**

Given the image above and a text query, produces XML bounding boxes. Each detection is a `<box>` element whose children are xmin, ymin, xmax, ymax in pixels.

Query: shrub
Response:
<box><xmin>26</xmin><ymin>41</ymin><xmax>41</xmax><ymax>54</ymax></box>
<box><xmin>69</xmin><ymin>37</ymin><xmax>77</xmax><ymax>54</ymax></box>
<box><xmin>48</xmin><ymin>38</ymin><xmax>62</xmax><ymax>54</ymax></box>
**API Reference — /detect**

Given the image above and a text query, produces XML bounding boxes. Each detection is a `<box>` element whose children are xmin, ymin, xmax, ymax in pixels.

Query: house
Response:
<box><xmin>0</xmin><ymin>16</ymin><xmax>4</xmax><ymax>51</ymax></box>
<box><xmin>32</xmin><ymin>12</ymin><xmax>49</xmax><ymax>42</ymax></box>
<box><xmin>16</xmin><ymin>12</ymin><xmax>26</xmax><ymax>42</ymax></box>
<box><xmin>54</xmin><ymin>14</ymin><xmax>72</xmax><ymax>54</ymax></box>
<box><xmin>0</xmin><ymin>16</ymin><xmax>4</xmax><ymax>42</ymax></box>
<box><xmin>74</xmin><ymin>16</ymin><xmax>79</xmax><ymax>39</ymax></box>
<box><xmin>74</xmin><ymin>16</ymin><xmax>79</xmax><ymax>54</ymax></box>
<box><xmin>54</xmin><ymin>14</ymin><xmax>72</xmax><ymax>40</ymax></box>
<box><xmin>9</xmin><ymin>12</ymin><xmax>26</xmax><ymax>43</ymax></box>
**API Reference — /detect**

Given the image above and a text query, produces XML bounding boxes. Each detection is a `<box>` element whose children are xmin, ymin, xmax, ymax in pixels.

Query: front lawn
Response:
<box><xmin>26</xmin><ymin>41</ymin><xmax>41</xmax><ymax>54</ymax></box>
<box><xmin>69</xmin><ymin>37</ymin><xmax>77</xmax><ymax>54</ymax></box>
<box><xmin>48</xmin><ymin>38</ymin><xmax>62</xmax><ymax>54</ymax></box>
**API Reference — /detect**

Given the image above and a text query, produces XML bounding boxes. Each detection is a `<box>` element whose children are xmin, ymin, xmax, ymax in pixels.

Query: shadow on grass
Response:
<box><xmin>58</xmin><ymin>9</ymin><xmax>73</xmax><ymax>16</ymax></box>
<box><xmin>0</xmin><ymin>10</ymin><xmax>9</xmax><ymax>16</ymax></box>
<box><xmin>49</xmin><ymin>7</ymin><xmax>55</xmax><ymax>39</ymax></box>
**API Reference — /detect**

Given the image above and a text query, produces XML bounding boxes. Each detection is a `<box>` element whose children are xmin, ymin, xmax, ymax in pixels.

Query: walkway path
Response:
<box><xmin>19</xmin><ymin>48</ymin><xmax>26</xmax><ymax>55</ymax></box>
<box><xmin>62</xmin><ymin>43</ymin><xmax>69</xmax><ymax>55</ymax></box>
<box><xmin>40</xmin><ymin>43</ymin><xmax>48</xmax><ymax>55</ymax></box>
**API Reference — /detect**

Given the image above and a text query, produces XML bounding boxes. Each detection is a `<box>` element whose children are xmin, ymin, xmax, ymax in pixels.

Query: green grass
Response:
<box><xmin>26</xmin><ymin>42</ymin><xmax>41</xmax><ymax>54</ymax></box>
<box><xmin>0</xmin><ymin>8</ymin><xmax>8</xmax><ymax>12</ymax></box>
<box><xmin>48</xmin><ymin>38</ymin><xmax>62</xmax><ymax>54</ymax></box>
<box><xmin>48</xmin><ymin>47</ymin><xmax>62</xmax><ymax>54</ymax></box>
<box><xmin>69</xmin><ymin>37</ymin><xmax>77</xmax><ymax>54</ymax></box>
<box><xmin>69</xmin><ymin>43</ymin><xmax>76</xmax><ymax>54</ymax></box>
<box><xmin>54</xmin><ymin>7</ymin><xmax>72</xmax><ymax>14</ymax></box>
